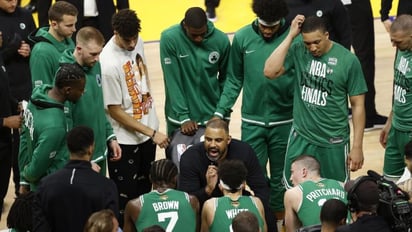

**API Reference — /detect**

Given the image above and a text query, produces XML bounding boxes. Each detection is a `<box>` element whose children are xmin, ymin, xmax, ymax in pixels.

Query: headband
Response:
<box><xmin>258</xmin><ymin>18</ymin><xmax>280</xmax><ymax>27</ymax></box>
<box><xmin>220</xmin><ymin>179</ymin><xmax>243</xmax><ymax>191</ymax></box>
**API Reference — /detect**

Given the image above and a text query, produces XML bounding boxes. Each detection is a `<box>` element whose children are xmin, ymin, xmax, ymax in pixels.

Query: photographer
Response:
<box><xmin>336</xmin><ymin>176</ymin><xmax>392</xmax><ymax>232</ymax></box>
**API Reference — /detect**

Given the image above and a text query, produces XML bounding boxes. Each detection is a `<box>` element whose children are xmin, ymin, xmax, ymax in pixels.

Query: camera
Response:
<box><xmin>368</xmin><ymin>170</ymin><xmax>412</xmax><ymax>232</ymax></box>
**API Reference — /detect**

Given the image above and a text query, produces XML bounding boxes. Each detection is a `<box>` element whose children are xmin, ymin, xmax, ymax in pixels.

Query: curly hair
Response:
<box><xmin>112</xmin><ymin>9</ymin><xmax>141</xmax><ymax>38</ymax></box>
<box><xmin>7</xmin><ymin>192</ymin><xmax>35</xmax><ymax>231</ymax></box>
<box><xmin>218</xmin><ymin>160</ymin><xmax>248</xmax><ymax>193</ymax></box>
<box><xmin>252</xmin><ymin>0</ymin><xmax>289</xmax><ymax>23</ymax></box>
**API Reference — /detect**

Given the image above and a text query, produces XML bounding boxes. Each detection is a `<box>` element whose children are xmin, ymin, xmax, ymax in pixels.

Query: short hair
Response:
<box><xmin>67</xmin><ymin>126</ymin><xmax>94</xmax><ymax>156</ymax></box>
<box><xmin>405</xmin><ymin>140</ymin><xmax>412</xmax><ymax>160</ymax></box>
<box><xmin>142</xmin><ymin>225</ymin><xmax>166</xmax><ymax>232</ymax></box>
<box><xmin>83</xmin><ymin>209</ymin><xmax>116</xmax><ymax>232</ymax></box>
<box><xmin>218</xmin><ymin>160</ymin><xmax>248</xmax><ymax>193</ymax></box>
<box><xmin>76</xmin><ymin>26</ymin><xmax>105</xmax><ymax>47</ymax></box>
<box><xmin>112</xmin><ymin>9</ymin><xmax>141</xmax><ymax>38</ymax></box>
<box><xmin>232</xmin><ymin>211</ymin><xmax>260</xmax><ymax>232</ymax></box>
<box><xmin>320</xmin><ymin>199</ymin><xmax>347</xmax><ymax>227</ymax></box>
<box><xmin>48</xmin><ymin>1</ymin><xmax>78</xmax><ymax>22</ymax></box>
<box><xmin>292</xmin><ymin>155</ymin><xmax>321</xmax><ymax>175</ymax></box>
<box><xmin>54</xmin><ymin>63</ymin><xmax>85</xmax><ymax>89</ymax></box>
<box><xmin>149</xmin><ymin>159</ymin><xmax>178</xmax><ymax>186</ymax></box>
<box><xmin>301</xmin><ymin>16</ymin><xmax>328</xmax><ymax>34</ymax></box>
<box><xmin>7</xmin><ymin>192</ymin><xmax>34</xmax><ymax>231</ymax></box>
<box><xmin>206</xmin><ymin>118</ymin><xmax>229</xmax><ymax>134</ymax></box>
<box><xmin>183</xmin><ymin>7</ymin><xmax>207</xmax><ymax>29</ymax></box>
<box><xmin>391</xmin><ymin>14</ymin><xmax>412</xmax><ymax>34</ymax></box>
<box><xmin>252</xmin><ymin>0</ymin><xmax>288</xmax><ymax>23</ymax></box>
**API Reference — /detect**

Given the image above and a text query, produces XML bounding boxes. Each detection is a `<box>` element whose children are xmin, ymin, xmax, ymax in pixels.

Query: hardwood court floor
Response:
<box><xmin>0</xmin><ymin>0</ymin><xmax>398</xmax><ymax>228</ymax></box>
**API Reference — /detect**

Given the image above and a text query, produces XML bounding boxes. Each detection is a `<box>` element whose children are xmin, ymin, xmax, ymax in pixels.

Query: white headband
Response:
<box><xmin>258</xmin><ymin>18</ymin><xmax>281</xmax><ymax>27</ymax></box>
<box><xmin>220</xmin><ymin>180</ymin><xmax>243</xmax><ymax>191</ymax></box>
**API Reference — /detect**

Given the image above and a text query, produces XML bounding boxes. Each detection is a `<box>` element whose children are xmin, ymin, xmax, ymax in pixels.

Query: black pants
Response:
<box><xmin>205</xmin><ymin>0</ymin><xmax>220</xmax><ymax>8</ymax></box>
<box><xmin>37</xmin><ymin>0</ymin><xmax>53</xmax><ymax>27</ymax></box>
<box><xmin>0</xmin><ymin>140</ymin><xmax>12</xmax><ymax>213</ymax></box>
<box><xmin>107</xmin><ymin>139</ymin><xmax>156</xmax><ymax>228</ymax></box>
<box><xmin>346</xmin><ymin>0</ymin><xmax>377</xmax><ymax>120</ymax></box>
<box><xmin>0</xmin><ymin>129</ymin><xmax>20</xmax><ymax>209</ymax></box>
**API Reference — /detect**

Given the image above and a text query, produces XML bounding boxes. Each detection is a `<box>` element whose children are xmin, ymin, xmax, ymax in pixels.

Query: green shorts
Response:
<box><xmin>383</xmin><ymin>126</ymin><xmax>412</xmax><ymax>178</ymax></box>
<box><xmin>283</xmin><ymin>127</ymin><xmax>349</xmax><ymax>188</ymax></box>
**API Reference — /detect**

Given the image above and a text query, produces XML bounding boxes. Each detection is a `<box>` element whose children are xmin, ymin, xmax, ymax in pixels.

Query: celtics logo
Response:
<box><xmin>209</xmin><ymin>51</ymin><xmax>219</xmax><ymax>64</ymax></box>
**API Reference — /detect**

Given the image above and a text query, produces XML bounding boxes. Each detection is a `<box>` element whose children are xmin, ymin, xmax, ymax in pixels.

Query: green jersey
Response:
<box><xmin>59</xmin><ymin>49</ymin><xmax>115</xmax><ymax>167</ymax></box>
<box><xmin>288</xmin><ymin>42</ymin><xmax>367</xmax><ymax>146</ymax></box>
<box><xmin>215</xmin><ymin>19</ymin><xmax>295</xmax><ymax>125</ymax></box>
<box><xmin>209</xmin><ymin>196</ymin><xmax>264</xmax><ymax>232</ymax></box>
<box><xmin>19</xmin><ymin>85</ymin><xmax>69</xmax><ymax>191</ymax></box>
<box><xmin>29</xmin><ymin>27</ymin><xmax>75</xmax><ymax>87</ymax></box>
<box><xmin>392</xmin><ymin>49</ymin><xmax>412</xmax><ymax>131</ymax></box>
<box><xmin>160</xmin><ymin>21</ymin><xmax>230</xmax><ymax>134</ymax></box>
<box><xmin>136</xmin><ymin>189</ymin><xmax>196</xmax><ymax>232</ymax></box>
<box><xmin>297</xmin><ymin>179</ymin><xmax>346</xmax><ymax>227</ymax></box>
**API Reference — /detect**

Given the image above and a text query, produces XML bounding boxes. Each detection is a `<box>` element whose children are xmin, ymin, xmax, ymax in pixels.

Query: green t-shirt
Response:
<box><xmin>136</xmin><ymin>189</ymin><xmax>196</xmax><ymax>232</ymax></box>
<box><xmin>297</xmin><ymin>179</ymin><xmax>347</xmax><ymax>227</ymax></box>
<box><xmin>288</xmin><ymin>42</ymin><xmax>367</xmax><ymax>146</ymax></box>
<box><xmin>392</xmin><ymin>49</ymin><xmax>412</xmax><ymax>131</ymax></box>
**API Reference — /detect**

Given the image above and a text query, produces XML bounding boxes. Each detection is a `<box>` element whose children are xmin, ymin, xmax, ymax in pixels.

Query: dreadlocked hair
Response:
<box><xmin>7</xmin><ymin>192</ymin><xmax>35</xmax><ymax>231</ymax></box>
<box><xmin>150</xmin><ymin>159</ymin><xmax>178</xmax><ymax>186</ymax></box>
<box><xmin>55</xmin><ymin>63</ymin><xmax>85</xmax><ymax>89</ymax></box>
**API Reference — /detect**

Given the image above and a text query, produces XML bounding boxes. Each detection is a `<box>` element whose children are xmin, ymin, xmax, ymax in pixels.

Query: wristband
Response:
<box><xmin>151</xmin><ymin>130</ymin><xmax>156</xmax><ymax>139</ymax></box>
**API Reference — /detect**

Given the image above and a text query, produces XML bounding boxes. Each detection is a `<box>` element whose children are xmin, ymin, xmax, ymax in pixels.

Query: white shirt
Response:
<box><xmin>397</xmin><ymin>167</ymin><xmax>411</xmax><ymax>185</ymax></box>
<box><xmin>84</xmin><ymin>0</ymin><xmax>99</xmax><ymax>17</ymax></box>
<box><xmin>100</xmin><ymin>36</ymin><xmax>159</xmax><ymax>145</ymax></box>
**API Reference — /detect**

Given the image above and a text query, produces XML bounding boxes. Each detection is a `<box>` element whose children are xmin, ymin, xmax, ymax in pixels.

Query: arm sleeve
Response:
<box><xmin>380</xmin><ymin>0</ymin><xmax>393</xmax><ymax>21</ymax></box>
<box><xmin>30</xmin><ymin>46</ymin><xmax>56</xmax><ymax>87</ymax></box>
<box><xmin>347</xmin><ymin>56</ymin><xmax>367</xmax><ymax>96</ymax></box>
<box><xmin>178</xmin><ymin>149</ymin><xmax>210</xmax><ymax>205</ymax></box>
<box><xmin>217</xmin><ymin>35</ymin><xmax>231</xmax><ymax>94</ymax></box>
<box><xmin>159</xmin><ymin>32</ymin><xmax>191</xmax><ymax>123</ymax></box>
<box><xmin>21</xmin><ymin>127</ymin><xmax>66</xmax><ymax>182</ymax></box>
<box><xmin>215</xmin><ymin>35</ymin><xmax>242</xmax><ymax>118</ymax></box>
<box><xmin>18</xmin><ymin>129</ymin><xmax>30</xmax><ymax>185</ymax></box>
<box><xmin>105</xmin><ymin>116</ymin><xmax>115</xmax><ymax>140</ymax></box>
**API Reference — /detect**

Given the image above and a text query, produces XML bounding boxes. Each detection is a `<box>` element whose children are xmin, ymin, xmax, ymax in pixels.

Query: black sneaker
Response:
<box><xmin>206</xmin><ymin>7</ymin><xmax>217</xmax><ymax>22</ymax></box>
<box><xmin>364</xmin><ymin>114</ymin><xmax>388</xmax><ymax>132</ymax></box>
